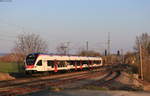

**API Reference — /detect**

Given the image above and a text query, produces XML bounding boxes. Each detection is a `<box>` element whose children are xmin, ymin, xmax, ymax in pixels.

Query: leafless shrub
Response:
<box><xmin>78</xmin><ymin>50</ymin><xmax>101</xmax><ymax>57</ymax></box>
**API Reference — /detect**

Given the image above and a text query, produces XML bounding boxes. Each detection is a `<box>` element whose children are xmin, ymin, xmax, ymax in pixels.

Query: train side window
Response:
<box><xmin>67</xmin><ymin>61</ymin><xmax>75</xmax><ymax>66</ymax></box>
<box><xmin>91</xmin><ymin>61</ymin><xmax>94</xmax><ymax>64</ymax></box>
<box><xmin>58</xmin><ymin>61</ymin><xmax>65</xmax><ymax>67</ymax></box>
<box><xmin>95</xmin><ymin>61</ymin><xmax>97</xmax><ymax>64</ymax></box>
<box><xmin>77</xmin><ymin>61</ymin><xmax>81</xmax><ymax>66</ymax></box>
<box><xmin>88</xmin><ymin>61</ymin><xmax>91</xmax><ymax>65</ymax></box>
<box><xmin>82</xmin><ymin>61</ymin><xmax>88</xmax><ymax>65</ymax></box>
<box><xmin>93</xmin><ymin>61</ymin><xmax>96</xmax><ymax>64</ymax></box>
<box><xmin>97</xmin><ymin>60</ymin><xmax>101</xmax><ymax>64</ymax></box>
<box><xmin>60</xmin><ymin>61</ymin><xmax>65</xmax><ymax>65</ymax></box>
<box><xmin>96</xmin><ymin>61</ymin><xmax>100</xmax><ymax>64</ymax></box>
<box><xmin>94</xmin><ymin>61</ymin><xmax>99</xmax><ymax>64</ymax></box>
<box><xmin>99</xmin><ymin>60</ymin><xmax>102</xmax><ymax>64</ymax></box>
<box><xmin>37</xmin><ymin>60</ymin><xmax>42</xmax><ymax>66</ymax></box>
<box><xmin>47</xmin><ymin>60</ymin><xmax>54</xmax><ymax>67</ymax></box>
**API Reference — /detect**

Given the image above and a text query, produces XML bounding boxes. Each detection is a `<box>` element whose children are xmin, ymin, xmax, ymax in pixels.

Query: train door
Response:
<box><xmin>54</xmin><ymin>60</ymin><xmax>58</xmax><ymax>72</ymax></box>
<box><xmin>43</xmin><ymin>60</ymin><xmax>47</xmax><ymax>71</ymax></box>
<box><xmin>80</xmin><ymin>60</ymin><xmax>83</xmax><ymax>70</ymax></box>
<box><xmin>75</xmin><ymin>61</ymin><xmax>77</xmax><ymax>70</ymax></box>
<box><xmin>36</xmin><ymin>60</ymin><xmax>46</xmax><ymax>71</ymax></box>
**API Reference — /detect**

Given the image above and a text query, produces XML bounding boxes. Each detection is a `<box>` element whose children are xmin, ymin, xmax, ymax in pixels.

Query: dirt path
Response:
<box><xmin>33</xmin><ymin>90</ymin><xmax>150</xmax><ymax>96</ymax></box>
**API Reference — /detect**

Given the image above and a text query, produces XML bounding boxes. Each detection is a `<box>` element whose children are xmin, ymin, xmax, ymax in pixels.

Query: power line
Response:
<box><xmin>0</xmin><ymin>19</ymin><xmax>24</xmax><ymax>31</ymax></box>
<box><xmin>0</xmin><ymin>37</ymin><xmax>15</xmax><ymax>42</ymax></box>
<box><xmin>0</xmin><ymin>34</ymin><xmax>16</xmax><ymax>38</ymax></box>
<box><xmin>0</xmin><ymin>33</ymin><xmax>16</xmax><ymax>41</ymax></box>
<box><xmin>0</xmin><ymin>33</ymin><xmax>16</xmax><ymax>42</ymax></box>
<box><xmin>0</xmin><ymin>19</ymin><xmax>45</xmax><ymax>36</ymax></box>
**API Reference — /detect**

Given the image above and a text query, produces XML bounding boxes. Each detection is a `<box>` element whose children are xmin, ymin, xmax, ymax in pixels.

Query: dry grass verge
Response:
<box><xmin>0</xmin><ymin>72</ymin><xmax>15</xmax><ymax>81</ymax></box>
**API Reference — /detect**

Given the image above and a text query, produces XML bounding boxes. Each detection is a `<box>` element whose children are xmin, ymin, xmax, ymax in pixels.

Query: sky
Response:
<box><xmin>0</xmin><ymin>0</ymin><xmax>150</xmax><ymax>54</ymax></box>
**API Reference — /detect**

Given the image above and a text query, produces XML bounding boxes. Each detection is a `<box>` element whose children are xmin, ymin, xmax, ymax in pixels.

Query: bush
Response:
<box><xmin>143</xmin><ymin>56</ymin><xmax>150</xmax><ymax>82</ymax></box>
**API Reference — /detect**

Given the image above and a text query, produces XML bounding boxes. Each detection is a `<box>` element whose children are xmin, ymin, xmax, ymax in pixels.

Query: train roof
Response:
<box><xmin>29</xmin><ymin>53</ymin><xmax>101</xmax><ymax>58</ymax></box>
<box><xmin>28</xmin><ymin>53</ymin><xmax>102</xmax><ymax>60</ymax></box>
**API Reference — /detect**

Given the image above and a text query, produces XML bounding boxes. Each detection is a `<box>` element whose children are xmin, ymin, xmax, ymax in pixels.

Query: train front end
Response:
<box><xmin>25</xmin><ymin>53</ymin><xmax>39</xmax><ymax>74</ymax></box>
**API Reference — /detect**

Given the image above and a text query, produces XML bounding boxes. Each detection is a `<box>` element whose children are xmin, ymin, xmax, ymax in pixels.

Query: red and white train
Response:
<box><xmin>25</xmin><ymin>53</ymin><xmax>103</xmax><ymax>74</ymax></box>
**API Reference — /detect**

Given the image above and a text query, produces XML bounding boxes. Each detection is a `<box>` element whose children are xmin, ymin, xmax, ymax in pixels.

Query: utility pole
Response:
<box><xmin>107</xmin><ymin>32</ymin><xmax>110</xmax><ymax>56</ymax></box>
<box><xmin>121</xmin><ymin>49</ymin><xmax>124</xmax><ymax>64</ymax></box>
<box><xmin>86</xmin><ymin>41</ymin><xmax>89</xmax><ymax>51</ymax></box>
<box><xmin>106</xmin><ymin>32</ymin><xmax>111</xmax><ymax>64</ymax></box>
<box><xmin>139</xmin><ymin>44</ymin><xmax>144</xmax><ymax>80</ymax></box>
<box><xmin>66</xmin><ymin>42</ymin><xmax>70</xmax><ymax>55</ymax></box>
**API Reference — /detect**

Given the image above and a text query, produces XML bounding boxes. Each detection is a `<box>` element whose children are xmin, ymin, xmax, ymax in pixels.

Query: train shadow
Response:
<box><xmin>9</xmin><ymin>72</ymin><xmax>30</xmax><ymax>78</ymax></box>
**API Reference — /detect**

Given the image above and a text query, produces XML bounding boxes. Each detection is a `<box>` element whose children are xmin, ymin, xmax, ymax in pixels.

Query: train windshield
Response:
<box><xmin>26</xmin><ymin>54</ymin><xmax>38</xmax><ymax>65</ymax></box>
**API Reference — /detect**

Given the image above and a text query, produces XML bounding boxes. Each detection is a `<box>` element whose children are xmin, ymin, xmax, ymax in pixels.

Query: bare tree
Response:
<box><xmin>12</xmin><ymin>33</ymin><xmax>48</xmax><ymax>61</ymax></box>
<box><xmin>134</xmin><ymin>33</ymin><xmax>150</xmax><ymax>55</ymax></box>
<box><xmin>134</xmin><ymin>33</ymin><xmax>150</xmax><ymax>81</ymax></box>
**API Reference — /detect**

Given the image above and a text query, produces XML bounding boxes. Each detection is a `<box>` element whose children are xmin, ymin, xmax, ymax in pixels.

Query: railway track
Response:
<box><xmin>0</xmin><ymin>68</ymin><xmax>107</xmax><ymax>87</ymax></box>
<box><xmin>99</xmin><ymin>71</ymin><xmax>121</xmax><ymax>87</ymax></box>
<box><xmin>65</xmin><ymin>70</ymin><xmax>122</xmax><ymax>90</ymax></box>
<box><xmin>0</xmin><ymin>65</ymin><xmax>124</xmax><ymax>96</ymax></box>
<box><xmin>0</xmin><ymin>68</ymin><xmax>107</xmax><ymax>96</ymax></box>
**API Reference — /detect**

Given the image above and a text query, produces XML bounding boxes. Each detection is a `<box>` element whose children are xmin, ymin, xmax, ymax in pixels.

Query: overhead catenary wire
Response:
<box><xmin>0</xmin><ymin>32</ymin><xmax>17</xmax><ymax>41</ymax></box>
<box><xmin>0</xmin><ymin>36</ymin><xmax>15</xmax><ymax>42</ymax></box>
<box><xmin>0</xmin><ymin>34</ymin><xmax>17</xmax><ymax>38</ymax></box>
<box><xmin>0</xmin><ymin>19</ymin><xmax>44</xmax><ymax>35</ymax></box>
<box><xmin>0</xmin><ymin>33</ymin><xmax>17</xmax><ymax>42</ymax></box>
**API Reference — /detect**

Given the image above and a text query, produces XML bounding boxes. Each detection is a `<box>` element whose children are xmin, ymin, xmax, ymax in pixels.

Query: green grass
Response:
<box><xmin>0</xmin><ymin>62</ymin><xmax>23</xmax><ymax>73</ymax></box>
